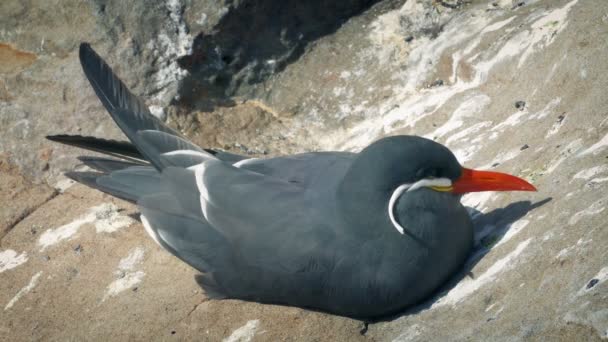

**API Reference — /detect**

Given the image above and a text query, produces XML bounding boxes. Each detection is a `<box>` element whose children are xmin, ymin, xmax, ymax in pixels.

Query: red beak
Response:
<box><xmin>452</xmin><ymin>168</ymin><xmax>537</xmax><ymax>194</ymax></box>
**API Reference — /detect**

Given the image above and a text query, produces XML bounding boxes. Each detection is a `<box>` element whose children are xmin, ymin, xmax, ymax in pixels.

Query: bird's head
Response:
<box><xmin>341</xmin><ymin>136</ymin><xmax>536</xmax><ymax>235</ymax></box>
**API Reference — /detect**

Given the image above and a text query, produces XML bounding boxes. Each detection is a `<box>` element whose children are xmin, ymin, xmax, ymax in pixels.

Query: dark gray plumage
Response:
<box><xmin>49</xmin><ymin>43</ymin><xmax>476</xmax><ymax>319</ymax></box>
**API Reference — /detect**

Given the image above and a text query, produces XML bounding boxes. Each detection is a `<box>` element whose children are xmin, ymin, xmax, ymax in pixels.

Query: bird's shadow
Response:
<box><xmin>366</xmin><ymin>197</ymin><xmax>552</xmax><ymax>325</ymax></box>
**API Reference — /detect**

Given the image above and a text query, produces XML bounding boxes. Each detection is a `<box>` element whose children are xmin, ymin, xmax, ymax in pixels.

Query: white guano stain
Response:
<box><xmin>491</xmin><ymin>98</ymin><xmax>561</xmax><ymax>139</ymax></box>
<box><xmin>117</xmin><ymin>247</ymin><xmax>145</xmax><ymax>272</ymax></box>
<box><xmin>148</xmin><ymin>105</ymin><xmax>166</xmax><ymax>121</ymax></box>
<box><xmin>531</xmin><ymin>98</ymin><xmax>561</xmax><ymax>120</ymax></box>
<box><xmin>555</xmin><ymin>238</ymin><xmax>592</xmax><ymax>260</ymax></box>
<box><xmin>492</xmin><ymin>109</ymin><xmax>529</xmax><ymax>132</ymax></box>
<box><xmin>38</xmin><ymin>203</ymin><xmax>134</xmax><ymax>250</ymax></box>
<box><xmin>427</xmin><ymin>94</ymin><xmax>491</xmax><ymax>139</ymax></box>
<box><xmin>54</xmin><ymin>178</ymin><xmax>75</xmax><ymax>193</ymax></box>
<box><xmin>319</xmin><ymin>1</ymin><xmax>578</xmax><ymax>152</ymax></box>
<box><xmin>546</xmin><ymin>115</ymin><xmax>566</xmax><ymax>137</ymax></box>
<box><xmin>569</xmin><ymin>199</ymin><xmax>605</xmax><ymax>225</ymax></box>
<box><xmin>104</xmin><ymin>272</ymin><xmax>145</xmax><ymax>301</ymax></box>
<box><xmin>572</xmin><ymin>165</ymin><xmax>608</xmax><ymax>182</ymax></box>
<box><xmin>446</xmin><ymin>121</ymin><xmax>492</xmax><ymax>146</ymax></box>
<box><xmin>433</xmin><ymin>239</ymin><xmax>531</xmax><ymax>307</ymax></box>
<box><xmin>578</xmin><ymin>132</ymin><xmax>608</xmax><ymax>157</ymax></box>
<box><xmin>103</xmin><ymin>247</ymin><xmax>146</xmax><ymax>301</ymax></box>
<box><xmin>196</xmin><ymin>12</ymin><xmax>207</xmax><ymax>25</ymax></box>
<box><xmin>545</xmin><ymin>139</ymin><xmax>583</xmax><ymax>174</ymax></box>
<box><xmin>146</xmin><ymin>0</ymin><xmax>193</xmax><ymax>104</ymax></box>
<box><xmin>0</xmin><ymin>250</ymin><xmax>28</xmax><ymax>273</ymax></box>
<box><xmin>223</xmin><ymin>320</ymin><xmax>260</xmax><ymax>342</ymax></box>
<box><xmin>5</xmin><ymin>271</ymin><xmax>43</xmax><ymax>310</ymax></box>
<box><xmin>94</xmin><ymin>205</ymin><xmax>135</xmax><ymax>234</ymax></box>
<box><xmin>517</xmin><ymin>0</ymin><xmax>579</xmax><ymax>68</ymax></box>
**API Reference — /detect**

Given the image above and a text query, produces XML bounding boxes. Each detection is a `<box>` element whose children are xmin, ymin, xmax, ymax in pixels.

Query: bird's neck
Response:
<box><xmin>336</xmin><ymin>180</ymin><xmax>392</xmax><ymax>237</ymax></box>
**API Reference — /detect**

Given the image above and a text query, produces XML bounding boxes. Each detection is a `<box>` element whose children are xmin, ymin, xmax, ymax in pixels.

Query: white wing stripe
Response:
<box><xmin>163</xmin><ymin>149</ymin><xmax>215</xmax><ymax>160</ymax></box>
<box><xmin>191</xmin><ymin>161</ymin><xmax>212</xmax><ymax>221</ymax></box>
<box><xmin>140</xmin><ymin>214</ymin><xmax>163</xmax><ymax>247</ymax></box>
<box><xmin>233</xmin><ymin>158</ymin><xmax>259</xmax><ymax>168</ymax></box>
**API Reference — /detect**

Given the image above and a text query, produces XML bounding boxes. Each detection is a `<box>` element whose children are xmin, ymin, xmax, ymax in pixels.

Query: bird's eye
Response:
<box><xmin>416</xmin><ymin>168</ymin><xmax>439</xmax><ymax>179</ymax></box>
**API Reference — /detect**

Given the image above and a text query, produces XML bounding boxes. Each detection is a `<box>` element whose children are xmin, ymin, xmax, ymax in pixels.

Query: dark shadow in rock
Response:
<box><xmin>175</xmin><ymin>0</ymin><xmax>384</xmax><ymax>111</ymax></box>
<box><xmin>366</xmin><ymin>197</ymin><xmax>552</xmax><ymax>324</ymax></box>
<box><xmin>128</xmin><ymin>213</ymin><xmax>142</xmax><ymax>222</ymax></box>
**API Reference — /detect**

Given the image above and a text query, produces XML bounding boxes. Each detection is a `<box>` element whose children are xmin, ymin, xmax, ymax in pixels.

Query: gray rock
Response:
<box><xmin>1</xmin><ymin>0</ymin><xmax>607</xmax><ymax>340</ymax></box>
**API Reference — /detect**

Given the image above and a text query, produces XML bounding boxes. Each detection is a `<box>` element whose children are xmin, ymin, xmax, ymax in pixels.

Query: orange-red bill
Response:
<box><xmin>452</xmin><ymin>167</ymin><xmax>537</xmax><ymax>194</ymax></box>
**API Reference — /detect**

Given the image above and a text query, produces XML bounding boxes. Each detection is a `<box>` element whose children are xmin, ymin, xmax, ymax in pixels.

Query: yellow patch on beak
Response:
<box><xmin>430</xmin><ymin>185</ymin><xmax>453</xmax><ymax>192</ymax></box>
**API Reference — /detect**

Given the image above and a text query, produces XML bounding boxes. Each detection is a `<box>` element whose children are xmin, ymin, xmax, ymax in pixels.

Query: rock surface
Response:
<box><xmin>1</xmin><ymin>0</ymin><xmax>607</xmax><ymax>340</ymax></box>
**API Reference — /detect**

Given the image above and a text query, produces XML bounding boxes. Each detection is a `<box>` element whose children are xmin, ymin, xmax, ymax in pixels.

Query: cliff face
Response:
<box><xmin>1</xmin><ymin>0</ymin><xmax>607</xmax><ymax>340</ymax></box>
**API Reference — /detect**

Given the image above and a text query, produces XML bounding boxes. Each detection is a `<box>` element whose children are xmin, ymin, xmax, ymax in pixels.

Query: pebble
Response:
<box><xmin>586</xmin><ymin>278</ymin><xmax>599</xmax><ymax>289</ymax></box>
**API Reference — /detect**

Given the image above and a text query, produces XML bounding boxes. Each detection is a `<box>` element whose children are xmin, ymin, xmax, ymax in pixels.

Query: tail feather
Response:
<box><xmin>78</xmin><ymin>43</ymin><xmax>185</xmax><ymax>170</ymax></box>
<box><xmin>50</xmin><ymin>44</ymin><xmax>248</xmax><ymax>169</ymax></box>
<box><xmin>77</xmin><ymin>156</ymin><xmax>144</xmax><ymax>173</ymax></box>
<box><xmin>47</xmin><ymin>134</ymin><xmax>144</xmax><ymax>163</ymax></box>
<box><xmin>79</xmin><ymin>43</ymin><xmax>180</xmax><ymax>138</ymax></box>
<box><xmin>65</xmin><ymin>171</ymin><xmax>138</xmax><ymax>203</ymax></box>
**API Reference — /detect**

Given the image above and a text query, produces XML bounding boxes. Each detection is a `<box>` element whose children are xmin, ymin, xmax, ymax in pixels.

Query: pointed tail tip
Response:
<box><xmin>78</xmin><ymin>42</ymin><xmax>96</xmax><ymax>64</ymax></box>
<box><xmin>46</xmin><ymin>134</ymin><xmax>75</xmax><ymax>143</ymax></box>
<box><xmin>46</xmin><ymin>134</ymin><xmax>62</xmax><ymax>142</ymax></box>
<box><xmin>79</xmin><ymin>42</ymin><xmax>91</xmax><ymax>53</ymax></box>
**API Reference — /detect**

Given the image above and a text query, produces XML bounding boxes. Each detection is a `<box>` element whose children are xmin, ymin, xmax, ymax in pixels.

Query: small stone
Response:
<box><xmin>492</xmin><ymin>162</ymin><xmax>500</xmax><ymax>168</ymax></box>
<box><xmin>586</xmin><ymin>278</ymin><xmax>599</xmax><ymax>289</ymax></box>
<box><xmin>520</xmin><ymin>144</ymin><xmax>529</xmax><ymax>151</ymax></box>
<box><xmin>66</xmin><ymin>267</ymin><xmax>79</xmax><ymax>280</ymax></box>
<box><xmin>429</xmin><ymin>79</ymin><xmax>444</xmax><ymax>88</ymax></box>
<box><xmin>132</xmin><ymin>287</ymin><xmax>138</xmax><ymax>292</ymax></box>
<box><xmin>405</xmin><ymin>35</ymin><xmax>414</xmax><ymax>43</ymax></box>
<box><xmin>515</xmin><ymin>101</ymin><xmax>526</xmax><ymax>110</ymax></box>
<box><xmin>512</xmin><ymin>1</ymin><xmax>525</xmax><ymax>9</ymax></box>
<box><xmin>171</xmin><ymin>330</ymin><xmax>176</xmax><ymax>335</ymax></box>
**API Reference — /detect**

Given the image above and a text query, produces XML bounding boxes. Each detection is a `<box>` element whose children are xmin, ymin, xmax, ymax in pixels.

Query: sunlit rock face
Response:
<box><xmin>1</xmin><ymin>0</ymin><xmax>607</xmax><ymax>340</ymax></box>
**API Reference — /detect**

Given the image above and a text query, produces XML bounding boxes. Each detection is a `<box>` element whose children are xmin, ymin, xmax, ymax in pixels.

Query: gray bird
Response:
<box><xmin>48</xmin><ymin>43</ymin><xmax>536</xmax><ymax>319</ymax></box>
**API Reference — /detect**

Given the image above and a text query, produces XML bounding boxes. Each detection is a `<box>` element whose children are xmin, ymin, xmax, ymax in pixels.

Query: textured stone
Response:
<box><xmin>0</xmin><ymin>0</ymin><xmax>607</xmax><ymax>341</ymax></box>
<box><xmin>0</xmin><ymin>155</ymin><xmax>56</xmax><ymax>240</ymax></box>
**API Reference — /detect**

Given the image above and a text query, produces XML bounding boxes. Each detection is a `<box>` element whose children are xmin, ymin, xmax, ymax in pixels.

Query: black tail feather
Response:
<box><xmin>46</xmin><ymin>134</ymin><xmax>144</xmax><ymax>163</ymax></box>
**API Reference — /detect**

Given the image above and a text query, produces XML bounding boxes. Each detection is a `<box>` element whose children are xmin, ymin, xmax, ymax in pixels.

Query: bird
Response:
<box><xmin>48</xmin><ymin>43</ymin><xmax>536</xmax><ymax>319</ymax></box>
